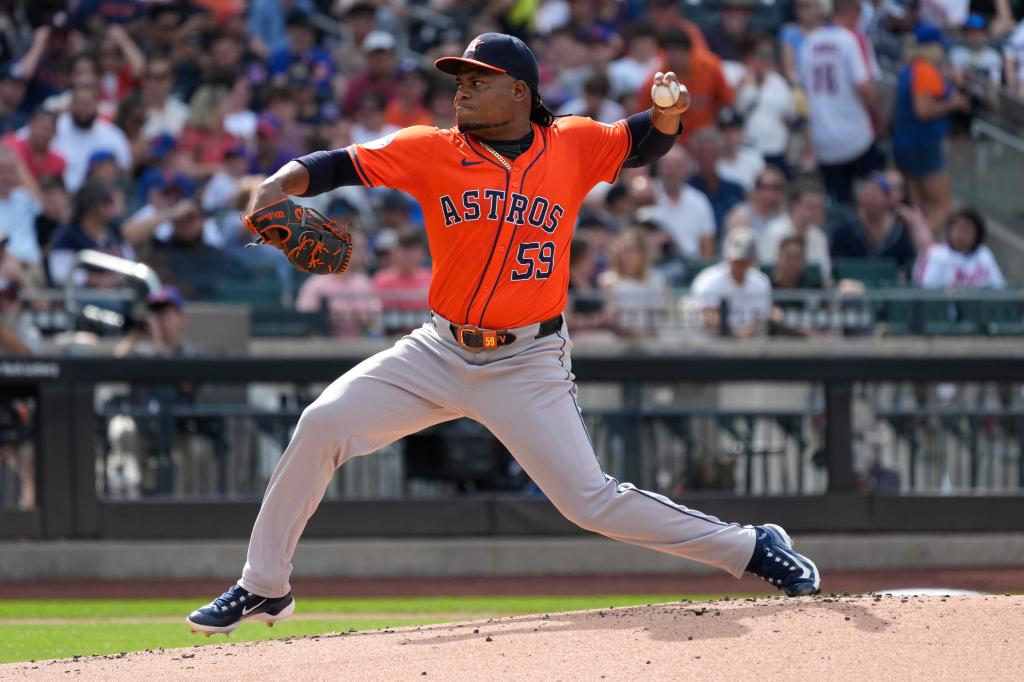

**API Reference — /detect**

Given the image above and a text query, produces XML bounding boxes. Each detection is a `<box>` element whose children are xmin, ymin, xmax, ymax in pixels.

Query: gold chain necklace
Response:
<box><xmin>478</xmin><ymin>142</ymin><xmax>513</xmax><ymax>172</ymax></box>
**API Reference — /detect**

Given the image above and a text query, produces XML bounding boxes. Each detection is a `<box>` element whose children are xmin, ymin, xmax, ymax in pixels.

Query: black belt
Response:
<box><xmin>449</xmin><ymin>315</ymin><xmax>563</xmax><ymax>349</ymax></box>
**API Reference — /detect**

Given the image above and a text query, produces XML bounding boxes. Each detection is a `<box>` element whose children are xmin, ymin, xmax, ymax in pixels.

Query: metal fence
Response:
<box><xmin>3</xmin><ymin>353</ymin><xmax>1024</xmax><ymax>538</ymax></box>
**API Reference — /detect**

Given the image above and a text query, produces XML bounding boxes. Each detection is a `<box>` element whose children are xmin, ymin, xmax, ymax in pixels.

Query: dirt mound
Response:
<box><xmin>5</xmin><ymin>595</ymin><xmax>1022</xmax><ymax>680</ymax></box>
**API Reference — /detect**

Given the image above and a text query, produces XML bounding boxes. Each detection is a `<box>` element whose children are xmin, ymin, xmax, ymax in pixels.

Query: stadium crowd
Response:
<box><xmin>0</xmin><ymin>0</ymin><xmax>1020</xmax><ymax>350</ymax></box>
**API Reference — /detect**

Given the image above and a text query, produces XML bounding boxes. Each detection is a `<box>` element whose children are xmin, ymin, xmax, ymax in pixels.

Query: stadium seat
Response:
<box><xmin>214</xmin><ymin>279</ymin><xmax>285</xmax><ymax>310</ymax></box>
<box><xmin>251</xmin><ymin>309</ymin><xmax>332</xmax><ymax>337</ymax></box>
<box><xmin>832</xmin><ymin>258</ymin><xmax>901</xmax><ymax>288</ymax></box>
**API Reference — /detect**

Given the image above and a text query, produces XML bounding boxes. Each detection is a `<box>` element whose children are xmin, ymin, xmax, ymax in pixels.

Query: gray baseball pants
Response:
<box><xmin>240</xmin><ymin>314</ymin><xmax>756</xmax><ymax>597</ymax></box>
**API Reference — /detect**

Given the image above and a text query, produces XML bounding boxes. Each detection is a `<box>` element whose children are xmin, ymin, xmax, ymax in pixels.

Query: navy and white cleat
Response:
<box><xmin>186</xmin><ymin>584</ymin><xmax>295</xmax><ymax>635</ymax></box>
<box><xmin>746</xmin><ymin>523</ymin><xmax>821</xmax><ymax>597</ymax></box>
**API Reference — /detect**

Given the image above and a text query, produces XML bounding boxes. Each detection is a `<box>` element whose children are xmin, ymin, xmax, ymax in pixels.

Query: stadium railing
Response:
<box><xmin>2</xmin><ymin>348</ymin><xmax>1024</xmax><ymax>540</ymax></box>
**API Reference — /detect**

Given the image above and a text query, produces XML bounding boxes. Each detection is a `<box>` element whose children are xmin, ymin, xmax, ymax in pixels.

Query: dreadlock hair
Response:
<box><xmin>530</xmin><ymin>91</ymin><xmax>556</xmax><ymax>127</ymax></box>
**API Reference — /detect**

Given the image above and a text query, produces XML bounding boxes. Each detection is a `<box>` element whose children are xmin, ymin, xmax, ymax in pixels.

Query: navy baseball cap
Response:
<box><xmin>435</xmin><ymin>33</ymin><xmax>540</xmax><ymax>92</ymax></box>
<box><xmin>146</xmin><ymin>285</ymin><xmax>184</xmax><ymax>310</ymax></box>
<box><xmin>434</xmin><ymin>33</ymin><xmax>556</xmax><ymax>124</ymax></box>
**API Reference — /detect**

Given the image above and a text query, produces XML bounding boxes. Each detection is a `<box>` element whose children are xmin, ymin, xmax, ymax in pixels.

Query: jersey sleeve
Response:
<box><xmin>347</xmin><ymin>126</ymin><xmax>439</xmax><ymax>195</ymax></box>
<box><xmin>558</xmin><ymin>116</ymin><xmax>633</xmax><ymax>187</ymax></box>
<box><xmin>911</xmin><ymin>61</ymin><xmax>946</xmax><ymax>98</ymax></box>
<box><xmin>842</xmin><ymin>33</ymin><xmax>870</xmax><ymax>87</ymax></box>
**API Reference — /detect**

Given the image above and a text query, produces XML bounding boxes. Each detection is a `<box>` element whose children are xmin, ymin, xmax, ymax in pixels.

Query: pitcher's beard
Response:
<box><xmin>457</xmin><ymin>118</ymin><xmax>513</xmax><ymax>133</ymax></box>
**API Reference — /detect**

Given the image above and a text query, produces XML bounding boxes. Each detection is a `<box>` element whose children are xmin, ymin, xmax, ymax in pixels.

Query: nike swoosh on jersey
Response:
<box><xmin>241</xmin><ymin>598</ymin><xmax>268</xmax><ymax>616</ymax></box>
<box><xmin>461</xmin><ymin>159</ymin><xmax>483</xmax><ymax>166</ymax></box>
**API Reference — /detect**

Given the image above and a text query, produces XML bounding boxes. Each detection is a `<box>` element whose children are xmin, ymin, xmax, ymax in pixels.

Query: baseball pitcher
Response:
<box><xmin>188</xmin><ymin>33</ymin><xmax>819</xmax><ymax>635</ymax></box>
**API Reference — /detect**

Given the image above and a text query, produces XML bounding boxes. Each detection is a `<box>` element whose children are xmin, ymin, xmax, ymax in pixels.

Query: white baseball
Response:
<box><xmin>652</xmin><ymin>80</ymin><xmax>681</xmax><ymax>108</ymax></box>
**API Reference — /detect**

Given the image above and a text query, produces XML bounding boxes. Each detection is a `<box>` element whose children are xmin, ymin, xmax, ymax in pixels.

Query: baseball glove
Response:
<box><xmin>243</xmin><ymin>198</ymin><xmax>353</xmax><ymax>275</ymax></box>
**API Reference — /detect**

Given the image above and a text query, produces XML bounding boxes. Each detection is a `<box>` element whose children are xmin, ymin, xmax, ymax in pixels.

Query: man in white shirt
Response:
<box><xmin>140</xmin><ymin>56</ymin><xmax>190</xmax><ymax>140</ymax></box>
<box><xmin>0</xmin><ymin>146</ymin><xmax>41</xmax><ymax>267</ymax></box>
<box><xmin>715</xmin><ymin>108</ymin><xmax>765</xmax><ymax>192</ymax></box>
<box><xmin>800</xmin><ymin>0</ymin><xmax>885</xmax><ymax>205</ymax></box>
<box><xmin>608</xmin><ymin>22</ymin><xmax>663</xmax><ymax>99</ymax></box>
<box><xmin>638</xmin><ymin>145</ymin><xmax>716</xmax><ymax>260</ymax></box>
<box><xmin>735</xmin><ymin>35</ymin><xmax>796</xmax><ymax>170</ymax></box>
<box><xmin>53</xmin><ymin>84</ymin><xmax>132</xmax><ymax>192</ymax></box>
<box><xmin>759</xmin><ymin>182</ymin><xmax>832</xmax><ymax>280</ymax></box>
<box><xmin>691</xmin><ymin>226</ymin><xmax>773</xmax><ymax>337</ymax></box>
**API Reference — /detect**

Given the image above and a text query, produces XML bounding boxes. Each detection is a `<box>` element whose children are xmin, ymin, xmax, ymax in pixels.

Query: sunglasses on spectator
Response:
<box><xmin>146</xmin><ymin>71</ymin><xmax>172</xmax><ymax>80</ymax></box>
<box><xmin>756</xmin><ymin>181</ymin><xmax>783</xmax><ymax>191</ymax></box>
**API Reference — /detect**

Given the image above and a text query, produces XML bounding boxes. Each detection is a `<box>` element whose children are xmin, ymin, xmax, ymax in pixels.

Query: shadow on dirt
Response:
<box><xmin>396</xmin><ymin>597</ymin><xmax>890</xmax><ymax>646</ymax></box>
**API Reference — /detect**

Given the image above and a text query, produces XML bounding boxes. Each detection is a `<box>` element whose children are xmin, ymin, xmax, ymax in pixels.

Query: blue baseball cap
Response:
<box><xmin>435</xmin><ymin>33</ymin><xmax>540</xmax><ymax>92</ymax></box>
<box><xmin>88</xmin><ymin>150</ymin><xmax>116</xmax><ymax>166</ymax></box>
<box><xmin>964</xmin><ymin>14</ymin><xmax>986</xmax><ymax>30</ymax></box>
<box><xmin>912</xmin><ymin>24</ymin><xmax>948</xmax><ymax>48</ymax></box>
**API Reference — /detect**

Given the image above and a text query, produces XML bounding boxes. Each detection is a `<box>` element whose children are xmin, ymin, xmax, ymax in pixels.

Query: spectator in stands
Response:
<box><xmin>0</xmin><ymin>274</ymin><xmax>37</xmax><ymax>510</ymax></box>
<box><xmin>49</xmin><ymin>180</ymin><xmax>134</xmax><ymax>288</ymax></box>
<box><xmin>740</xmin><ymin>166</ymin><xmax>789</xmax><ymax>235</ymax></box>
<box><xmin>779</xmin><ymin>0</ymin><xmax>825</xmax><ymax>85</ymax></box>
<box><xmin>914</xmin><ymin>208</ymin><xmax>1006</xmax><ymax>289</ymax></box>
<box><xmin>178</xmin><ymin>84</ymin><xmax>242</xmax><ymax>174</ymax></box>
<box><xmin>599</xmin><ymin>228</ymin><xmax>669</xmax><ymax>337</ymax></box>
<box><xmin>892</xmin><ymin>26</ymin><xmax>971</xmax><ymax>236</ymax></box>
<box><xmin>558</xmin><ymin>73</ymin><xmax>626</xmax><ymax>123</ymax></box>
<box><xmin>343</xmin><ymin>31</ymin><xmax>399</xmax><ymax>116</ymax></box>
<box><xmin>248</xmin><ymin>0</ymin><xmax>316</xmax><ymax>59</ymax></box>
<box><xmin>647</xmin><ymin>0</ymin><xmax>710</xmax><ymax>53</ymax></box>
<box><xmin>140</xmin><ymin>55</ymin><xmax>189</xmax><ymax>141</ymax></box>
<box><xmin>950</xmin><ymin>15</ymin><xmax>1004</xmax><ymax>88</ymax></box>
<box><xmin>735</xmin><ymin>35</ymin><xmax>796</xmax><ymax>175</ymax></box>
<box><xmin>0</xmin><ymin>230</ymin><xmax>26</xmax><ymax>289</ymax></box>
<box><xmin>269</xmin><ymin>10</ymin><xmax>335</xmax><ymax>99</ymax></box>
<box><xmin>637</xmin><ymin>30</ymin><xmax>733</xmax><ymax>145</ymax></box>
<box><xmin>350</xmin><ymin>91</ymin><xmax>400</xmax><ymax>146</ymax></box>
<box><xmin>248</xmin><ymin>115</ymin><xmax>300</xmax><ymax>177</ymax></box>
<box><xmin>800</xmin><ymin>0</ymin><xmax>885</xmax><ymax>205</ymax></box>
<box><xmin>122</xmin><ymin>179</ymin><xmax>201</xmax><ymax>248</ymax></box>
<box><xmin>639</xmin><ymin>145</ymin><xmax>716</xmax><ymax>261</ymax></box>
<box><xmin>566</xmin><ymin>236</ymin><xmax>614</xmax><ymax>336</ymax></box>
<box><xmin>715</xmin><ymin>108</ymin><xmax>765</xmax><ymax>192</ymax></box>
<box><xmin>53</xmin><ymin>84</ymin><xmax>132</xmax><ymax>192</ymax></box>
<box><xmin>771</xmin><ymin>234</ymin><xmax>824</xmax><ymax>291</ymax></box>
<box><xmin>760</xmin><ymin>181</ymin><xmax>832</xmax><ymax>281</ymax></box>
<box><xmin>691</xmin><ymin>226</ymin><xmax>773</xmax><ymax>337</ymax></box>
<box><xmin>96</xmin><ymin>25</ymin><xmax>145</xmax><ymax>108</ymax></box>
<box><xmin>115</xmin><ymin>286</ymin><xmax>193</xmax><ymax>358</ymax></box>
<box><xmin>1007</xmin><ymin>20</ymin><xmax>1024</xmax><ymax>94</ymax></box>
<box><xmin>34</xmin><ymin>176</ymin><xmax>69</xmax><ymax>267</ymax></box>
<box><xmin>144</xmin><ymin>204</ymin><xmax>249</xmax><ymax>300</ymax></box>
<box><xmin>384</xmin><ymin>66</ymin><xmax>433</xmax><ymax>129</ymax></box>
<box><xmin>0</xmin><ymin>68</ymin><xmax>29</xmax><ymax>135</ymax></box>
<box><xmin>372</xmin><ymin>231</ymin><xmax>431</xmax><ymax>335</ymax></box>
<box><xmin>3</xmin><ymin>109</ymin><xmax>66</xmax><ymax>182</ymax></box>
<box><xmin>705</xmin><ymin>0</ymin><xmax>756</xmax><ymax>63</ymax></box>
<box><xmin>608</xmin><ymin>22</ymin><xmax>662</xmax><ymax>101</ymax></box>
<box><xmin>689</xmin><ymin>127</ymin><xmax>746</xmax><ymax>235</ymax></box>
<box><xmin>296</xmin><ymin>231</ymin><xmax>381</xmax><ymax>339</ymax></box>
<box><xmin>829</xmin><ymin>175</ymin><xmax>918</xmax><ymax>272</ymax></box>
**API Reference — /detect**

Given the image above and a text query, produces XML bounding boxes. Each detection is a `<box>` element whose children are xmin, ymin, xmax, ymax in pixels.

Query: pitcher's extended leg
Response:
<box><xmin>473</xmin><ymin>340</ymin><xmax>755</xmax><ymax>577</ymax></box>
<box><xmin>240</xmin><ymin>332</ymin><xmax>461</xmax><ymax>597</ymax></box>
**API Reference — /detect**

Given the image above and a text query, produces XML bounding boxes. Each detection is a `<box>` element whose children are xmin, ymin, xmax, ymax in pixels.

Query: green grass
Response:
<box><xmin>0</xmin><ymin>594</ymin><xmax>727</xmax><ymax>664</ymax></box>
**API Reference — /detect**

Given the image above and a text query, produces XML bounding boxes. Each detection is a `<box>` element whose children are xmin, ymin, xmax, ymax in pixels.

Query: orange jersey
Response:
<box><xmin>348</xmin><ymin>117</ymin><xmax>631</xmax><ymax>329</ymax></box>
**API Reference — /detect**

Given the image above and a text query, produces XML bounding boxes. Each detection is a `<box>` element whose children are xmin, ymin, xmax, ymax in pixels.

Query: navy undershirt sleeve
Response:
<box><xmin>294</xmin><ymin>148</ymin><xmax>365</xmax><ymax>196</ymax></box>
<box><xmin>622</xmin><ymin>109</ymin><xmax>682</xmax><ymax>168</ymax></box>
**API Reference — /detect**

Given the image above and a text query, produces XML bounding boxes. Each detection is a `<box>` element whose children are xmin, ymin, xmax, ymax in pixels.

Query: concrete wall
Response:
<box><xmin>2</xmin><ymin>535</ymin><xmax>1023</xmax><ymax>581</ymax></box>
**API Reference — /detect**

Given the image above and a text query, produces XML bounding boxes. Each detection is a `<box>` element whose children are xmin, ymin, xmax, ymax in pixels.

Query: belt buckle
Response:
<box><xmin>456</xmin><ymin>324</ymin><xmax>499</xmax><ymax>349</ymax></box>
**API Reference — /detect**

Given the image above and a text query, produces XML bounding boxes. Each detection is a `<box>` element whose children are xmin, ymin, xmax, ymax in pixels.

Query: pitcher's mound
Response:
<box><xmin>7</xmin><ymin>595</ymin><xmax>1023</xmax><ymax>680</ymax></box>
